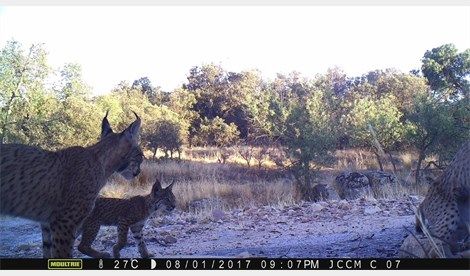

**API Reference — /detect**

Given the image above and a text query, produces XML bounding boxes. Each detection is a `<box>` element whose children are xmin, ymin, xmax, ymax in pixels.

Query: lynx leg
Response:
<box><xmin>49</xmin><ymin>219</ymin><xmax>76</xmax><ymax>258</ymax></box>
<box><xmin>131</xmin><ymin>223</ymin><xmax>152</xmax><ymax>258</ymax></box>
<box><xmin>112</xmin><ymin>224</ymin><xmax>129</xmax><ymax>258</ymax></box>
<box><xmin>49</xmin><ymin>207</ymin><xmax>90</xmax><ymax>258</ymax></box>
<box><xmin>41</xmin><ymin>223</ymin><xmax>52</xmax><ymax>258</ymax></box>
<box><xmin>78</xmin><ymin>222</ymin><xmax>111</xmax><ymax>258</ymax></box>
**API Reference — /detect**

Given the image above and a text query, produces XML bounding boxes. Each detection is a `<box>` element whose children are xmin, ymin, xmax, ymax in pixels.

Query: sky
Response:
<box><xmin>0</xmin><ymin>6</ymin><xmax>469</xmax><ymax>95</ymax></box>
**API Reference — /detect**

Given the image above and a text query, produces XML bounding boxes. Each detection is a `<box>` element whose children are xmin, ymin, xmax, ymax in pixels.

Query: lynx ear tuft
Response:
<box><xmin>122</xmin><ymin>111</ymin><xmax>141</xmax><ymax>142</ymax></box>
<box><xmin>100</xmin><ymin>110</ymin><xmax>114</xmax><ymax>139</ymax></box>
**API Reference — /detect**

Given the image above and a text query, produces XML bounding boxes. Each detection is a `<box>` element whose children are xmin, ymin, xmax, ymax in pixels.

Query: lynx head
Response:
<box><xmin>150</xmin><ymin>178</ymin><xmax>176</xmax><ymax>214</ymax></box>
<box><xmin>100</xmin><ymin>111</ymin><xmax>144</xmax><ymax>180</ymax></box>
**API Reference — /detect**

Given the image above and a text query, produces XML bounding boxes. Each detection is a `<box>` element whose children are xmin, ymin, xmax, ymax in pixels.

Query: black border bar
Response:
<box><xmin>1</xmin><ymin>258</ymin><xmax>469</xmax><ymax>270</ymax></box>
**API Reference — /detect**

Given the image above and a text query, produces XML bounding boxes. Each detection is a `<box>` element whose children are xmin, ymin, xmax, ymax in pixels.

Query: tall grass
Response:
<box><xmin>100</xmin><ymin>159</ymin><xmax>296</xmax><ymax>211</ymax></box>
<box><xmin>100</xmin><ymin>147</ymin><xmax>432</xmax><ymax>215</ymax></box>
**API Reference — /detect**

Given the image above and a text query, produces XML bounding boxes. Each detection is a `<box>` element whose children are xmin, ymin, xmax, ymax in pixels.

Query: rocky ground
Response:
<box><xmin>0</xmin><ymin>196</ymin><xmax>421</xmax><ymax>258</ymax></box>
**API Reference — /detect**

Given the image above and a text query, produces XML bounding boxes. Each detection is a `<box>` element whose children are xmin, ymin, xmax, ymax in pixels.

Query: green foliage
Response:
<box><xmin>421</xmin><ymin>44</ymin><xmax>470</xmax><ymax>100</ymax></box>
<box><xmin>194</xmin><ymin>116</ymin><xmax>240</xmax><ymax>147</ymax></box>
<box><xmin>0</xmin><ymin>40</ymin><xmax>51</xmax><ymax>144</ymax></box>
<box><xmin>146</xmin><ymin>119</ymin><xmax>183</xmax><ymax>159</ymax></box>
<box><xmin>1</xmin><ymin>39</ymin><xmax>467</xmax><ymax>180</ymax></box>
<box><xmin>406</xmin><ymin>93</ymin><xmax>469</xmax><ymax>183</ymax></box>
<box><xmin>185</xmin><ymin>64</ymin><xmax>261</xmax><ymax>139</ymax></box>
<box><xmin>96</xmin><ymin>85</ymin><xmax>187</xmax><ymax>146</ymax></box>
<box><xmin>168</xmin><ymin>87</ymin><xmax>198</xmax><ymax>133</ymax></box>
<box><xmin>350</xmin><ymin>69</ymin><xmax>429</xmax><ymax>112</ymax></box>
<box><xmin>347</xmin><ymin>94</ymin><xmax>409</xmax><ymax>152</ymax></box>
<box><xmin>286</xmin><ymin>91</ymin><xmax>338</xmax><ymax>168</ymax></box>
<box><xmin>132</xmin><ymin>76</ymin><xmax>166</xmax><ymax>105</ymax></box>
<box><xmin>272</xmin><ymin>88</ymin><xmax>338</xmax><ymax>200</ymax></box>
<box><xmin>48</xmin><ymin>63</ymin><xmax>100</xmax><ymax>148</ymax></box>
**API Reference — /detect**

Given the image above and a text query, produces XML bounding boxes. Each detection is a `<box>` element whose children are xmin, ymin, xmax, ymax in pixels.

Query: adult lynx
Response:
<box><xmin>0</xmin><ymin>112</ymin><xmax>143</xmax><ymax>258</ymax></box>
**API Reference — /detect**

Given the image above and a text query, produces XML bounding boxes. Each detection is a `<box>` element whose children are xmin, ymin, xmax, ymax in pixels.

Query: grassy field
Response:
<box><xmin>100</xmin><ymin>147</ymin><xmax>435</xmax><ymax>215</ymax></box>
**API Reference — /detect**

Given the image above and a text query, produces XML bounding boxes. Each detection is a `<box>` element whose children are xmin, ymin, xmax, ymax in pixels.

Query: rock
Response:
<box><xmin>297</xmin><ymin>183</ymin><xmax>330</xmax><ymax>202</ymax></box>
<box><xmin>364</xmin><ymin>206</ymin><xmax>381</xmax><ymax>215</ymax></box>
<box><xmin>326</xmin><ymin>185</ymin><xmax>341</xmax><ymax>201</ymax></box>
<box><xmin>310</xmin><ymin>203</ymin><xmax>324</xmax><ymax>212</ymax></box>
<box><xmin>399</xmin><ymin>234</ymin><xmax>452</xmax><ymax>258</ymax></box>
<box><xmin>408</xmin><ymin>195</ymin><xmax>422</xmax><ymax>205</ymax></box>
<box><xmin>188</xmin><ymin>198</ymin><xmax>224</xmax><ymax>212</ymax></box>
<box><xmin>186</xmin><ymin>217</ymin><xmax>198</xmax><ymax>224</ymax></box>
<box><xmin>335</xmin><ymin>171</ymin><xmax>373</xmax><ymax>200</ymax></box>
<box><xmin>158</xmin><ymin>216</ymin><xmax>175</xmax><ymax>225</ymax></box>
<box><xmin>338</xmin><ymin>199</ymin><xmax>351</xmax><ymax>210</ymax></box>
<box><xmin>18</xmin><ymin>244</ymin><xmax>33</xmax><ymax>251</ymax></box>
<box><xmin>235</xmin><ymin>251</ymin><xmax>252</xmax><ymax>258</ymax></box>
<box><xmin>310</xmin><ymin>184</ymin><xmax>330</xmax><ymax>202</ymax></box>
<box><xmin>364</xmin><ymin>171</ymin><xmax>399</xmax><ymax>197</ymax></box>
<box><xmin>164</xmin><ymin>235</ymin><xmax>177</xmax><ymax>244</ymax></box>
<box><xmin>156</xmin><ymin>234</ymin><xmax>177</xmax><ymax>246</ymax></box>
<box><xmin>212</xmin><ymin>209</ymin><xmax>225</xmax><ymax>221</ymax></box>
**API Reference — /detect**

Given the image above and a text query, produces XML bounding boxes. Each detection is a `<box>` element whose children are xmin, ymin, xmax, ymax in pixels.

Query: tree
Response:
<box><xmin>49</xmin><ymin>63</ymin><xmax>100</xmax><ymax>148</ymax></box>
<box><xmin>193</xmin><ymin>116</ymin><xmax>240</xmax><ymax>147</ymax></box>
<box><xmin>346</xmin><ymin>94</ymin><xmax>409</xmax><ymax>171</ymax></box>
<box><xmin>0</xmin><ymin>40</ymin><xmax>50</xmax><ymax>144</ymax></box>
<box><xmin>312</xmin><ymin>69</ymin><xmax>353</xmax><ymax>149</ymax></box>
<box><xmin>132</xmin><ymin>77</ymin><xmax>165</xmax><ymax>105</ymax></box>
<box><xmin>146</xmin><ymin>119</ymin><xmax>183</xmax><ymax>159</ymax></box>
<box><xmin>168</xmin><ymin>87</ymin><xmax>198</xmax><ymax>145</ymax></box>
<box><xmin>421</xmin><ymin>44</ymin><xmax>470</xmax><ymax>100</ymax></box>
<box><xmin>350</xmin><ymin>69</ymin><xmax>429</xmax><ymax>112</ymax></box>
<box><xmin>96</xmin><ymin>84</ymin><xmax>178</xmax><ymax>143</ymax></box>
<box><xmin>237</xmin><ymin>144</ymin><xmax>254</xmax><ymax>167</ymax></box>
<box><xmin>185</xmin><ymin>64</ymin><xmax>228</xmax><ymax>120</ymax></box>
<box><xmin>184</xmin><ymin>64</ymin><xmax>260</xmax><ymax>140</ymax></box>
<box><xmin>406</xmin><ymin>94</ymin><xmax>469</xmax><ymax>184</ymax></box>
<box><xmin>245</xmin><ymin>136</ymin><xmax>273</xmax><ymax>169</ymax></box>
<box><xmin>271</xmin><ymin>88</ymin><xmax>338</xmax><ymax>201</ymax></box>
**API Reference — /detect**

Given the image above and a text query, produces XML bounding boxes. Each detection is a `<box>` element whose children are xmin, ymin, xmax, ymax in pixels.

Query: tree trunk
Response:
<box><xmin>373</xmin><ymin>150</ymin><xmax>384</xmax><ymax>171</ymax></box>
<box><xmin>302</xmin><ymin>162</ymin><xmax>313</xmax><ymax>201</ymax></box>
<box><xmin>153</xmin><ymin>148</ymin><xmax>158</xmax><ymax>160</ymax></box>
<box><xmin>415</xmin><ymin>151</ymin><xmax>425</xmax><ymax>186</ymax></box>
<box><xmin>388</xmin><ymin>152</ymin><xmax>398</xmax><ymax>174</ymax></box>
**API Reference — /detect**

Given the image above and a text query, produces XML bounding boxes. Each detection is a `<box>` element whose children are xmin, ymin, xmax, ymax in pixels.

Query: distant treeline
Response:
<box><xmin>1</xmin><ymin>40</ymin><xmax>468</xmax><ymax>189</ymax></box>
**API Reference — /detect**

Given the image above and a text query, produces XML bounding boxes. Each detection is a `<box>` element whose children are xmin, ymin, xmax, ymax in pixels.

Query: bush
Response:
<box><xmin>146</xmin><ymin>119</ymin><xmax>184</xmax><ymax>159</ymax></box>
<box><xmin>346</xmin><ymin>94</ymin><xmax>410</xmax><ymax>171</ymax></box>
<box><xmin>193</xmin><ymin>116</ymin><xmax>240</xmax><ymax>147</ymax></box>
<box><xmin>272</xmin><ymin>90</ymin><xmax>338</xmax><ymax>201</ymax></box>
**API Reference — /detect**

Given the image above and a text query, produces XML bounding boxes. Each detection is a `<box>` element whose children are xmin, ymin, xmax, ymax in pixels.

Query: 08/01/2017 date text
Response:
<box><xmin>159</xmin><ymin>259</ymin><xmax>400</xmax><ymax>270</ymax></box>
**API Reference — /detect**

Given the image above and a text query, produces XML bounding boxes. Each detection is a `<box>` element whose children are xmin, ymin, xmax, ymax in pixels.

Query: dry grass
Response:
<box><xmin>335</xmin><ymin>149</ymin><xmax>381</xmax><ymax>171</ymax></box>
<box><xmin>333</xmin><ymin>148</ymin><xmax>432</xmax><ymax>198</ymax></box>
<box><xmin>415</xmin><ymin>207</ymin><xmax>448</xmax><ymax>258</ymax></box>
<box><xmin>100</xmin><ymin>159</ymin><xmax>296</xmax><ymax>212</ymax></box>
<box><xmin>101</xmin><ymin>147</ymin><xmax>432</xmax><ymax>216</ymax></box>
